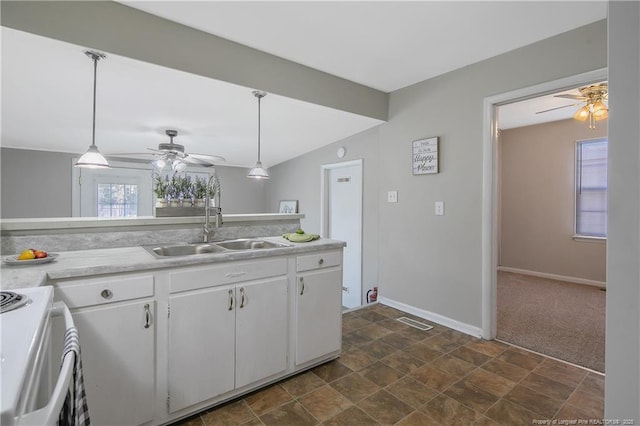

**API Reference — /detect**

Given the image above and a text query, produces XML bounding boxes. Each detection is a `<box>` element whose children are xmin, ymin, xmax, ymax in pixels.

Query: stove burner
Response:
<box><xmin>0</xmin><ymin>291</ymin><xmax>30</xmax><ymax>313</ymax></box>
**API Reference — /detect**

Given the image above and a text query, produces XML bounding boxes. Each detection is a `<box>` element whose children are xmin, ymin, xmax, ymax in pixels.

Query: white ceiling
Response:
<box><xmin>1</xmin><ymin>1</ymin><xmax>608</xmax><ymax>169</ymax></box>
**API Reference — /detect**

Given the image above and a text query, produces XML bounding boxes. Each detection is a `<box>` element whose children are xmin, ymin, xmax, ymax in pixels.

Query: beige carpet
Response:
<box><xmin>497</xmin><ymin>271</ymin><xmax>605</xmax><ymax>372</ymax></box>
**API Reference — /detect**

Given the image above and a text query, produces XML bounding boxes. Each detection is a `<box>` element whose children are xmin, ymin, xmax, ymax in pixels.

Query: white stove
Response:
<box><xmin>0</xmin><ymin>286</ymin><xmax>53</xmax><ymax>425</ymax></box>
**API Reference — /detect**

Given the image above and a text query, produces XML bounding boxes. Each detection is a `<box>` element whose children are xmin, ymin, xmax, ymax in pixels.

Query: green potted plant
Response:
<box><xmin>178</xmin><ymin>175</ymin><xmax>193</xmax><ymax>207</ymax></box>
<box><xmin>168</xmin><ymin>174</ymin><xmax>180</xmax><ymax>207</ymax></box>
<box><xmin>153</xmin><ymin>174</ymin><xmax>169</xmax><ymax>208</ymax></box>
<box><xmin>193</xmin><ymin>176</ymin><xmax>208</xmax><ymax>208</ymax></box>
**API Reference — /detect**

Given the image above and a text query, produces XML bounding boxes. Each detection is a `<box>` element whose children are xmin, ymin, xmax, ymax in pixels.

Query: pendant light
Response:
<box><xmin>75</xmin><ymin>50</ymin><xmax>109</xmax><ymax>168</ymax></box>
<box><xmin>247</xmin><ymin>90</ymin><xmax>269</xmax><ymax>179</ymax></box>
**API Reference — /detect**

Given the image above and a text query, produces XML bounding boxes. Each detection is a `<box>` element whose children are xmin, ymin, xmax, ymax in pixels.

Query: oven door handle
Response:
<box><xmin>19</xmin><ymin>301</ymin><xmax>76</xmax><ymax>426</ymax></box>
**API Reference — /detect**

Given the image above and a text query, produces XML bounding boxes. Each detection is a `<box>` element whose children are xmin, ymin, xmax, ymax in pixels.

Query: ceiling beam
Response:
<box><xmin>1</xmin><ymin>0</ymin><xmax>388</xmax><ymax>121</ymax></box>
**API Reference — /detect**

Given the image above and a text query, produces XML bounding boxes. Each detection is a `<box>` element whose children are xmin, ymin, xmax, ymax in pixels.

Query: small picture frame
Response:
<box><xmin>279</xmin><ymin>200</ymin><xmax>298</xmax><ymax>214</ymax></box>
<box><xmin>412</xmin><ymin>136</ymin><xmax>439</xmax><ymax>175</ymax></box>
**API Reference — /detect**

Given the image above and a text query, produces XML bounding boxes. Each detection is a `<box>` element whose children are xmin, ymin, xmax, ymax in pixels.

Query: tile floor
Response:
<box><xmin>173</xmin><ymin>303</ymin><xmax>604</xmax><ymax>425</ymax></box>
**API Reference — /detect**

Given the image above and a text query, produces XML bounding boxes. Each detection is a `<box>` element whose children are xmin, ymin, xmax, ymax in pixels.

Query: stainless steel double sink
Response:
<box><xmin>143</xmin><ymin>238</ymin><xmax>292</xmax><ymax>258</ymax></box>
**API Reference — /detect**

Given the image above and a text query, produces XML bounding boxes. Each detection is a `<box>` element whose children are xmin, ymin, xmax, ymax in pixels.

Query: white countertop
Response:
<box><xmin>0</xmin><ymin>236</ymin><xmax>345</xmax><ymax>290</ymax></box>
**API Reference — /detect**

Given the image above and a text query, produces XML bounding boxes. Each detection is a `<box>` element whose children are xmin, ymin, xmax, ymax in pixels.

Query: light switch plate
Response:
<box><xmin>388</xmin><ymin>191</ymin><xmax>398</xmax><ymax>203</ymax></box>
<box><xmin>435</xmin><ymin>201</ymin><xmax>444</xmax><ymax>215</ymax></box>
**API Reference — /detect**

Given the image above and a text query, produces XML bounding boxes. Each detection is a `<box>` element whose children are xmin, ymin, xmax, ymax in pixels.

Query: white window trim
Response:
<box><xmin>574</xmin><ymin>137</ymin><xmax>608</xmax><ymax>239</ymax></box>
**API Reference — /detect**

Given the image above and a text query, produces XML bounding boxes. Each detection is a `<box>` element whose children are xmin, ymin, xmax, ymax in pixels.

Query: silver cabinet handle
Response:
<box><xmin>101</xmin><ymin>289</ymin><xmax>113</xmax><ymax>299</ymax></box>
<box><xmin>318</xmin><ymin>258</ymin><xmax>324</xmax><ymax>265</ymax></box>
<box><xmin>239</xmin><ymin>287</ymin><xmax>246</xmax><ymax>308</ymax></box>
<box><xmin>228</xmin><ymin>289</ymin><xmax>234</xmax><ymax>311</ymax></box>
<box><xmin>143</xmin><ymin>304</ymin><xmax>152</xmax><ymax>329</ymax></box>
<box><xmin>299</xmin><ymin>277</ymin><xmax>305</xmax><ymax>295</ymax></box>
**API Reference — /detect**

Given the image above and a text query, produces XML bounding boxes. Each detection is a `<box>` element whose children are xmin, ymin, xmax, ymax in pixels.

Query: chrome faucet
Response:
<box><xmin>203</xmin><ymin>173</ymin><xmax>222</xmax><ymax>242</ymax></box>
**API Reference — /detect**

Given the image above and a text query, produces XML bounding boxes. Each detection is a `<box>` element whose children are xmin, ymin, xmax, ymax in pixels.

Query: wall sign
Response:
<box><xmin>412</xmin><ymin>137</ymin><xmax>439</xmax><ymax>175</ymax></box>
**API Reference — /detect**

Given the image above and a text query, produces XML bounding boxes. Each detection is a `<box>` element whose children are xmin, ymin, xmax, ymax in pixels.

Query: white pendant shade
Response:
<box><xmin>75</xmin><ymin>145</ymin><xmax>109</xmax><ymax>168</ymax></box>
<box><xmin>247</xmin><ymin>161</ymin><xmax>269</xmax><ymax>179</ymax></box>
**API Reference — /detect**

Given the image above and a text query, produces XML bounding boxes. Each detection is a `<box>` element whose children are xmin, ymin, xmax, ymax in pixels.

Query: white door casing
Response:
<box><xmin>481</xmin><ymin>68</ymin><xmax>608</xmax><ymax>340</ymax></box>
<box><xmin>74</xmin><ymin>162</ymin><xmax>153</xmax><ymax>217</ymax></box>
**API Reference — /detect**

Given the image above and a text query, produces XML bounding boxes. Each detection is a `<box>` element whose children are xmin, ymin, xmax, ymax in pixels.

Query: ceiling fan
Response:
<box><xmin>113</xmin><ymin>129</ymin><xmax>226</xmax><ymax>172</ymax></box>
<box><xmin>536</xmin><ymin>83</ymin><xmax>608</xmax><ymax>129</ymax></box>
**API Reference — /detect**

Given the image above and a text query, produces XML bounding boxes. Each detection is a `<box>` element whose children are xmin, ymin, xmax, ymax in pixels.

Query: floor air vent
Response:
<box><xmin>396</xmin><ymin>317</ymin><xmax>433</xmax><ymax>331</ymax></box>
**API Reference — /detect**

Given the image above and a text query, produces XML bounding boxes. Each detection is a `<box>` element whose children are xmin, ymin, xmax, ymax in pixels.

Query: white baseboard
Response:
<box><xmin>497</xmin><ymin>266</ymin><xmax>606</xmax><ymax>288</ymax></box>
<box><xmin>378</xmin><ymin>296</ymin><xmax>483</xmax><ymax>338</ymax></box>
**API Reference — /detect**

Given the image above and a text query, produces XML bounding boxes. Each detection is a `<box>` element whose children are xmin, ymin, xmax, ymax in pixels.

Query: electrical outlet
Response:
<box><xmin>435</xmin><ymin>201</ymin><xmax>444</xmax><ymax>216</ymax></box>
<box><xmin>387</xmin><ymin>191</ymin><xmax>398</xmax><ymax>203</ymax></box>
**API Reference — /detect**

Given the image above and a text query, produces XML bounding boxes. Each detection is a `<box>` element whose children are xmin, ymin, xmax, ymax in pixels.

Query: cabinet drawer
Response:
<box><xmin>170</xmin><ymin>257</ymin><xmax>288</xmax><ymax>293</ymax></box>
<box><xmin>55</xmin><ymin>274</ymin><xmax>154</xmax><ymax>309</ymax></box>
<box><xmin>296</xmin><ymin>251</ymin><xmax>342</xmax><ymax>272</ymax></box>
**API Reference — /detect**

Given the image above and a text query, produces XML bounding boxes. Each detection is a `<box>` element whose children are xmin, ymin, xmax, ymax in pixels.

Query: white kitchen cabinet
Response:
<box><xmin>235</xmin><ymin>277</ymin><xmax>288</xmax><ymax>388</ymax></box>
<box><xmin>167</xmin><ymin>259</ymin><xmax>288</xmax><ymax>413</ymax></box>
<box><xmin>167</xmin><ymin>284</ymin><xmax>235</xmax><ymax>413</ymax></box>
<box><xmin>52</xmin><ymin>274</ymin><xmax>155</xmax><ymax>426</ymax></box>
<box><xmin>295</xmin><ymin>251</ymin><xmax>343</xmax><ymax>366</ymax></box>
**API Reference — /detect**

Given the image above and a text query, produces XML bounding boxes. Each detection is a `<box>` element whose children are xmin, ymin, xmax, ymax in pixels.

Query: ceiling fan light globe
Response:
<box><xmin>592</xmin><ymin>101</ymin><xmax>608</xmax><ymax>120</ymax></box>
<box><xmin>172</xmin><ymin>160</ymin><xmax>187</xmax><ymax>173</ymax></box>
<box><xmin>153</xmin><ymin>158</ymin><xmax>167</xmax><ymax>171</ymax></box>
<box><xmin>573</xmin><ymin>106</ymin><xmax>590</xmax><ymax>121</ymax></box>
<box><xmin>75</xmin><ymin>145</ymin><xmax>110</xmax><ymax>168</ymax></box>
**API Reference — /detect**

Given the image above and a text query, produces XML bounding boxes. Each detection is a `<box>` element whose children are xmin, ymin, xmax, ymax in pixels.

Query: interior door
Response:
<box><xmin>327</xmin><ymin>163</ymin><xmax>362</xmax><ymax>308</ymax></box>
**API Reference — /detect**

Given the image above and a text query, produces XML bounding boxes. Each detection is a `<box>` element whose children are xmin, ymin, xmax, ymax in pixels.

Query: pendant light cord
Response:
<box><xmin>91</xmin><ymin>55</ymin><xmax>98</xmax><ymax>148</ymax></box>
<box><xmin>257</xmin><ymin>94</ymin><xmax>261</xmax><ymax>162</ymax></box>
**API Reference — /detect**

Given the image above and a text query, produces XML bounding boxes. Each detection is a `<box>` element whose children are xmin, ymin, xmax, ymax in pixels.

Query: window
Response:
<box><xmin>97</xmin><ymin>183</ymin><xmax>138</xmax><ymax>218</ymax></box>
<box><xmin>576</xmin><ymin>138</ymin><xmax>607</xmax><ymax>237</ymax></box>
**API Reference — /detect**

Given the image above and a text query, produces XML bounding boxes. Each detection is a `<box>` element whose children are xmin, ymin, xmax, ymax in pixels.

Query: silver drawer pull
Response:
<box><xmin>143</xmin><ymin>304</ymin><xmax>152</xmax><ymax>329</ymax></box>
<box><xmin>100</xmin><ymin>289</ymin><xmax>113</xmax><ymax>299</ymax></box>
<box><xmin>299</xmin><ymin>277</ymin><xmax>305</xmax><ymax>295</ymax></box>
<box><xmin>225</xmin><ymin>272</ymin><xmax>246</xmax><ymax>279</ymax></box>
<box><xmin>239</xmin><ymin>287</ymin><xmax>246</xmax><ymax>308</ymax></box>
<box><xmin>318</xmin><ymin>258</ymin><xmax>324</xmax><ymax>265</ymax></box>
<box><xmin>228</xmin><ymin>289</ymin><xmax>234</xmax><ymax>311</ymax></box>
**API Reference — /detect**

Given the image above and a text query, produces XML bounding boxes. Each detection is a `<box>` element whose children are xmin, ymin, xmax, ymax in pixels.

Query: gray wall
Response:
<box><xmin>0</xmin><ymin>148</ymin><xmax>74</xmax><ymax>217</ymax></box>
<box><xmin>0</xmin><ymin>147</ymin><xmax>268</xmax><ymax>218</ymax></box>
<box><xmin>268</xmin><ymin>126</ymin><xmax>381</xmax><ymax>301</ymax></box>
<box><xmin>375</xmin><ymin>20</ymin><xmax>607</xmax><ymax>328</ymax></box>
<box><xmin>500</xmin><ymin>119</ymin><xmax>607</xmax><ymax>282</ymax></box>
<box><xmin>605</xmin><ymin>0</ymin><xmax>640</xmax><ymax>419</ymax></box>
<box><xmin>271</xmin><ymin>20</ymin><xmax>607</xmax><ymax>329</ymax></box>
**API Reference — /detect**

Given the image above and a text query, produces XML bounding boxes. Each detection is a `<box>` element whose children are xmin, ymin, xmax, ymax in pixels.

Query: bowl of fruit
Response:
<box><xmin>3</xmin><ymin>249</ymin><xmax>58</xmax><ymax>265</ymax></box>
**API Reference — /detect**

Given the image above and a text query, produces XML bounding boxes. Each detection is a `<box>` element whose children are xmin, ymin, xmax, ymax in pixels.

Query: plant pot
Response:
<box><xmin>181</xmin><ymin>199</ymin><xmax>193</xmax><ymax>208</ymax></box>
<box><xmin>169</xmin><ymin>200</ymin><xmax>180</xmax><ymax>208</ymax></box>
<box><xmin>155</xmin><ymin>199</ymin><xmax>167</xmax><ymax>208</ymax></box>
<box><xmin>194</xmin><ymin>198</ymin><xmax>205</xmax><ymax>208</ymax></box>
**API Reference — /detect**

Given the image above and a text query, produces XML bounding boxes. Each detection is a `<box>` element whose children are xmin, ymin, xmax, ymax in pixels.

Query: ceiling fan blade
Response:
<box><xmin>183</xmin><ymin>156</ymin><xmax>216</xmax><ymax>167</ymax></box>
<box><xmin>189</xmin><ymin>153</ymin><xmax>226</xmax><ymax>163</ymax></box>
<box><xmin>554</xmin><ymin>94</ymin><xmax>587</xmax><ymax>100</ymax></box>
<box><xmin>146</xmin><ymin>147</ymin><xmax>163</xmax><ymax>153</ymax></box>
<box><xmin>535</xmin><ymin>102</ymin><xmax>582</xmax><ymax>114</ymax></box>
<box><xmin>108</xmin><ymin>152</ymin><xmax>156</xmax><ymax>159</ymax></box>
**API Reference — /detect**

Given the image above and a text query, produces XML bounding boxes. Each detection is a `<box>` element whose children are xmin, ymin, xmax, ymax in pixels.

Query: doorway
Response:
<box><xmin>321</xmin><ymin>159</ymin><xmax>363</xmax><ymax>309</ymax></box>
<box><xmin>482</xmin><ymin>69</ymin><xmax>608</xmax><ymax>355</ymax></box>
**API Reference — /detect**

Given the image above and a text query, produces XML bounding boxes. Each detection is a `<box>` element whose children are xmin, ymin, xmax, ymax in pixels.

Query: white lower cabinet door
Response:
<box><xmin>235</xmin><ymin>277</ymin><xmax>288</xmax><ymax>389</ymax></box>
<box><xmin>168</xmin><ymin>285</ymin><xmax>236</xmax><ymax>413</ymax></box>
<box><xmin>70</xmin><ymin>301</ymin><xmax>155</xmax><ymax>426</ymax></box>
<box><xmin>296</xmin><ymin>269</ymin><xmax>343</xmax><ymax>365</ymax></box>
